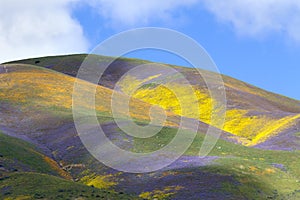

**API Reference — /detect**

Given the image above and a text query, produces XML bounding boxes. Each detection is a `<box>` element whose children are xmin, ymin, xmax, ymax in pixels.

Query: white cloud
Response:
<box><xmin>202</xmin><ymin>0</ymin><xmax>300</xmax><ymax>42</ymax></box>
<box><xmin>87</xmin><ymin>0</ymin><xmax>198</xmax><ymax>27</ymax></box>
<box><xmin>0</xmin><ymin>0</ymin><xmax>200</xmax><ymax>63</ymax></box>
<box><xmin>0</xmin><ymin>0</ymin><xmax>89</xmax><ymax>63</ymax></box>
<box><xmin>4</xmin><ymin>0</ymin><xmax>300</xmax><ymax>63</ymax></box>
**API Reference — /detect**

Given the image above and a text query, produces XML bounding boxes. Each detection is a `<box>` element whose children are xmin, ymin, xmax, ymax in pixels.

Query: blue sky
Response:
<box><xmin>1</xmin><ymin>0</ymin><xmax>300</xmax><ymax>100</ymax></box>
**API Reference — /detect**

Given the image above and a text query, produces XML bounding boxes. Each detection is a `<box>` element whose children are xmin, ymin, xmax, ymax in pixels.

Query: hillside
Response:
<box><xmin>7</xmin><ymin>54</ymin><xmax>300</xmax><ymax>148</ymax></box>
<box><xmin>0</xmin><ymin>132</ymin><xmax>139</xmax><ymax>200</ymax></box>
<box><xmin>1</xmin><ymin>55</ymin><xmax>300</xmax><ymax>199</ymax></box>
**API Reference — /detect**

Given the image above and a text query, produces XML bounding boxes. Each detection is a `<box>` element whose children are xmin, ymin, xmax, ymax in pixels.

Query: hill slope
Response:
<box><xmin>7</xmin><ymin>54</ymin><xmax>300</xmax><ymax>148</ymax></box>
<box><xmin>0</xmin><ymin>132</ymin><xmax>138</xmax><ymax>200</ymax></box>
<box><xmin>1</xmin><ymin>55</ymin><xmax>300</xmax><ymax>199</ymax></box>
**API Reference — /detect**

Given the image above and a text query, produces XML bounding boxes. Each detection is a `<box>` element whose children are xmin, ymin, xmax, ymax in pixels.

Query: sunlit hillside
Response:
<box><xmin>1</xmin><ymin>55</ymin><xmax>300</xmax><ymax>199</ymax></box>
<box><xmin>10</xmin><ymin>54</ymin><xmax>300</xmax><ymax>146</ymax></box>
<box><xmin>0</xmin><ymin>63</ymin><xmax>183</xmax><ymax>128</ymax></box>
<box><xmin>118</xmin><ymin>72</ymin><xmax>300</xmax><ymax>146</ymax></box>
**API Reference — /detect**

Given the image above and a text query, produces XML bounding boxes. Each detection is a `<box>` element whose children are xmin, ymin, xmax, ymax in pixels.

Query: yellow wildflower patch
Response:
<box><xmin>249</xmin><ymin>166</ymin><xmax>258</xmax><ymax>172</ymax></box>
<box><xmin>139</xmin><ymin>186</ymin><xmax>183</xmax><ymax>200</ymax></box>
<box><xmin>81</xmin><ymin>173</ymin><xmax>117</xmax><ymax>189</ymax></box>
<box><xmin>264</xmin><ymin>168</ymin><xmax>276</xmax><ymax>174</ymax></box>
<box><xmin>118</xmin><ymin>73</ymin><xmax>300</xmax><ymax>145</ymax></box>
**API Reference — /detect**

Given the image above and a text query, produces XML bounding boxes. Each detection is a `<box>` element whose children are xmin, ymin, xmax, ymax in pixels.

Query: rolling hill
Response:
<box><xmin>1</xmin><ymin>54</ymin><xmax>300</xmax><ymax>199</ymax></box>
<box><xmin>7</xmin><ymin>54</ymin><xmax>300</xmax><ymax>148</ymax></box>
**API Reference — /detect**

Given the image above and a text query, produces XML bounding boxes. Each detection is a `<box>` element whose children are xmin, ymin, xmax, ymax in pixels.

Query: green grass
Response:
<box><xmin>2</xmin><ymin>125</ymin><xmax>299</xmax><ymax>199</ymax></box>
<box><xmin>0</xmin><ymin>132</ymin><xmax>140</xmax><ymax>199</ymax></box>
<box><xmin>0</xmin><ymin>172</ymin><xmax>139</xmax><ymax>200</ymax></box>
<box><xmin>131</xmin><ymin>127</ymin><xmax>300</xmax><ymax>199</ymax></box>
<box><xmin>191</xmin><ymin>133</ymin><xmax>300</xmax><ymax>199</ymax></box>
<box><xmin>132</xmin><ymin>127</ymin><xmax>178</xmax><ymax>153</ymax></box>
<box><xmin>0</xmin><ymin>133</ymin><xmax>57</xmax><ymax>175</ymax></box>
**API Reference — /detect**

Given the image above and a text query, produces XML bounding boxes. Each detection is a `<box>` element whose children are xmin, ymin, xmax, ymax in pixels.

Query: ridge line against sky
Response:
<box><xmin>1</xmin><ymin>0</ymin><xmax>300</xmax><ymax>100</ymax></box>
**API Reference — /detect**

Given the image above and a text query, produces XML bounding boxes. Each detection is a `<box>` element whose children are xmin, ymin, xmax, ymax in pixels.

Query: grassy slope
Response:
<box><xmin>0</xmin><ymin>132</ymin><xmax>67</xmax><ymax>177</ymax></box>
<box><xmin>0</xmin><ymin>132</ymin><xmax>137</xmax><ymax>200</ymax></box>
<box><xmin>0</xmin><ymin>172</ymin><xmax>138</xmax><ymax>200</ymax></box>
<box><xmin>7</xmin><ymin>54</ymin><xmax>300</xmax><ymax>146</ymax></box>
<box><xmin>1</xmin><ymin>123</ymin><xmax>300</xmax><ymax>199</ymax></box>
<box><xmin>3</xmin><ymin>118</ymin><xmax>298</xmax><ymax>199</ymax></box>
<box><xmin>0</xmin><ymin>63</ymin><xmax>195</xmax><ymax>199</ymax></box>
<box><xmin>133</xmin><ymin>127</ymin><xmax>300</xmax><ymax>199</ymax></box>
<box><xmin>2</xmin><ymin>55</ymin><xmax>300</xmax><ymax>199</ymax></box>
<box><xmin>0</xmin><ymin>63</ymin><xmax>182</xmax><ymax>127</ymax></box>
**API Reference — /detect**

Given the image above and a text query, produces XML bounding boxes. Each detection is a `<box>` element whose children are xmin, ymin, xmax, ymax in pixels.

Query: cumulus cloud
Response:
<box><xmin>4</xmin><ymin>0</ymin><xmax>300</xmax><ymax>63</ymax></box>
<box><xmin>202</xmin><ymin>0</ymin><xmax>300</xmax><ymax>42</ymax></box>
<box><xmin>0</xmin><ymin>0</ymin><xmax>200</xmax><ymax>63</ymax></box>
<box><xmin>0</xmin><ymin>0</ymin><xmax>88</xmax><ymax>63</ymax></box>
<box><xmin>87</xmin><ymin>0</ymin><xmax>198</xmax><ymax>27</ymax></box>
